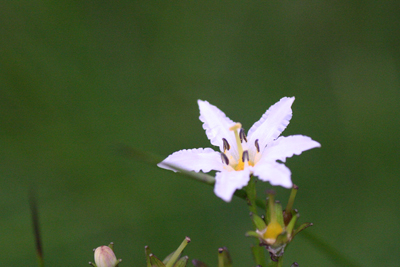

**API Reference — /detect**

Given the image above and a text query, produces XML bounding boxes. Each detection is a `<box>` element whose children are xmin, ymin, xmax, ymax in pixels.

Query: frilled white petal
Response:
<box><xmin>214</xmin><ymin>169</ymin><xmax>251</xmax><ymax>202</ymax></box>
<box><xmin>253</xmin><ymin>160</ymin><xmax>292</xmax><ymax>188</ymax></box>
<box><xmin>157</xmin><ymin>148</ymin><xmax>223</xmax><ymax>173</ymax></box>
<box><xmin>198</xmin><ymin>100</ymin><xmax>237</xmax><ymax>154</ymax></box>
<box><xmin>247</xmin><ymin>97</ymin><xmax>294</xmax><ymax>154</ymax></box>
<box><xmin>262</xmin><ymin>135</ymin><xmax>321</xmax><ymax>162</ymax></box>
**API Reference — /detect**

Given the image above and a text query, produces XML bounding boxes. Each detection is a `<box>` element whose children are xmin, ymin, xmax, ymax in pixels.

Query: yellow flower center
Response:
<box><xmin>220</xmin><ymin>122</ymin><xmax>260</xmax><ymax>171</ymax></box>
<box><xmin>235</xmin><ymin>160</ymin><xmax>254</xmax><ymax>171</ymax></box>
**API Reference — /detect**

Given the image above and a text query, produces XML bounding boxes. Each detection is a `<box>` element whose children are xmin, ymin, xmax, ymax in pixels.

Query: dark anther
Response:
<box><xmin>255</xmin><ymin>139</ymin><xmax>260</xmax><ymax>152</ymax></box>
<box><xmin>222</xmin><ymin>138</ymin><xmax>230</xmax><ymax>151</ymax></box>
<box><xmin>239</xmin><ymin>128</ymin><xmax>247</xmax><ymax>142</ymax></box>
<box><xmin>220</xmin><ymin>153</ymin><xmax>229</xmax><ymax>165</ymax></box>
<box><xmin>242</xmin><ymin>150</ymin><xmax>249</xmax><ymax>162</ymax></box>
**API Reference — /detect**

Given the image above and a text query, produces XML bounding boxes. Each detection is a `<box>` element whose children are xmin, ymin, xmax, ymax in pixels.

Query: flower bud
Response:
<box><xmin>94</xmin><ymin>245</ymin><xmax>121</xmax><ymax>267</ymax></box>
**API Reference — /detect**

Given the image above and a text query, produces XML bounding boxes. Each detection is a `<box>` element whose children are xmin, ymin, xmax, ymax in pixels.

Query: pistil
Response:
<box><xmin>229</xmin><ymin>123</ymin><xmax>244</xmax><ymax>158</ymax></box>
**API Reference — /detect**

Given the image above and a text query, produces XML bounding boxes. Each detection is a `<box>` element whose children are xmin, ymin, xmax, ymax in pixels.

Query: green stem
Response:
<box><xmin>267</xmin><ymin>257</ymin><xmax>283</xmax><ymax>267</ymax></box>
<box><xmin>277</xmin><ymin>257</ymin><xmax>283</xmax><ymax>267</ymax></box>
<box><xmin>245</xmin><ymin>176</ymin><xmax>258</xmax><ymax>215</ymax></box>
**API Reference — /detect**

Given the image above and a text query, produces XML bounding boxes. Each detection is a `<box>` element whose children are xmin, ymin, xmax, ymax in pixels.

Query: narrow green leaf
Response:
<box><xmin>173</xmin><ymin>256</ymin><xmax>189</xmax><ymax>267</ymax></box>
<box><xmin>217</xmin><ymin>247</ymin><xmax>232</xmax><ymax>267</ymax></box>
<box><xmin>251</xmin><ymin>245</ymin><xmax>267</xmax><ymax>267</ymax></box>
<box><xmin>191</xmin><ymin>259</ymin><xmax>208</xmax><ymax>267</ymax></box>
<box><xmin>300</xmin><ymin>231</ymin><xmax>361</xmax><ymax>267</ymax></box>
<box><xmin>252</xmin><ymin>214</ymin><xmax>267</xmax><ymax>231</ymax></box>
<box><xmin>118</xmin><ymin>144</ymin><xmax>215</xmax><ymax>185</ymax></box>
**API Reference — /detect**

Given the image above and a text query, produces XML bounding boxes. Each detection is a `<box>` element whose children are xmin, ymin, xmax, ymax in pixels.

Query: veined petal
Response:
<box><xmin>157</xmin><ymin>148</ymin><xmax>223</xmax><ymax>173</ymax></box>
<box><xmin>198</xmin><ymin>100</ymin><xmax>236</xmax><ymax>153</ymax></box>
<box><xmin>253</xmin><ymin>160</ymin><xmax>292</xmax><ymax>188</ymax></box>
<box><xmin>214</xmin><ymin>169</ymin><xmax>251</xmax><ymax>202</ymax></box>
<box><xmin>262</xmin><ymin>135</ymin><xmax>321</xmax><ymax>162</ymax></box>
<box><xmin>247</xmin><ymin>97</ymin><xmax>294</xmax><ymax>154</ymax></box>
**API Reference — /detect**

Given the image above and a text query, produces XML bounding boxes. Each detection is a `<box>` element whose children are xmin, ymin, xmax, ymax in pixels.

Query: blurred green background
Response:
<box><xmin>1</xmin><ymin>1</ymin><xmax>399</xmax><ymax>266</ymax></box>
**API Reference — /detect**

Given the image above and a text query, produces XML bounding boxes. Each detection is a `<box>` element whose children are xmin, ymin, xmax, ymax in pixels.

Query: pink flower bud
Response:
<box><xmin>94</xmin><ymin>245</ymin><xmax>120</xmax><ymax>267</ymax></box>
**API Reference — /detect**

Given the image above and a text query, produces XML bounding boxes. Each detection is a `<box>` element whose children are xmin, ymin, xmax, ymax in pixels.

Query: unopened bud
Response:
<box><xmin>94</xmin><ymin>245</ymin><xmax>121</xmax><ymax>267</ymax></box>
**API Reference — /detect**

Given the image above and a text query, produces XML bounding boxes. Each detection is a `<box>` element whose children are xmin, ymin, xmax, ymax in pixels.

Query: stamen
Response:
<box><xmin>222</xmin><ymin>138</ymin><xmax>230</xmax><ymax>151</ymax></box>
<box><xmin>255</xmin><ymin>139</ymin><xmax>260</xmax><ymax>152</ymax></box>
<box><xmin>220</xmin><ymin>153</ymin><xmax>229</xmax><ymax>165</ymax></box>
<box><xmin>239</xmin><ymin>128</ymin><xmax>247</xmax><ymax>142</ymax></box>
<box><xmin>242</xmin><ymin>150</ymin><xmax>249</xmax><ymax>162</ymax></box>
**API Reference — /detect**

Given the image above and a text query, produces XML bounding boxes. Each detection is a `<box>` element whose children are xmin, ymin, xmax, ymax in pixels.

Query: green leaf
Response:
<box><xmin>119</xmin><ymin>144</ymin><xmax>215</xmax><ymax>185</ymax></box>
<box><xmin>251</xmin><ymin>244</ymin><xmax>267</xmax><ymax>267</ymax></box>
<box><xmin>252</xmin><ymin>213</ymin><xmax>267</xmax><ymax>231</ymax></box>
<box><xmin>191</xmin><ymin>259</ymin><xmax>208</xmax><ymax>267</ymax></box>
<box><xmin>217</xmin><ymin>247</ymin><xmax>232</xmax><ymax>267</ymax></box>
<box><xmin>173</xmin><ymin>256</ymin><xmax>189</xmax><ymax>267</ymax></box>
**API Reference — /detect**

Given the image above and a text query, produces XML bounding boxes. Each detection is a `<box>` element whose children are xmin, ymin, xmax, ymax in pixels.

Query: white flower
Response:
<box><xmin>158</xmin><ymin>97</ymin><xmax>320</xmax><ymax>202</ymax></box>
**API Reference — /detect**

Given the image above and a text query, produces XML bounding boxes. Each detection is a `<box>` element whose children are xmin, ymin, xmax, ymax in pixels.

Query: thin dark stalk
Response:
<box><xmin>29</xmin><ymin>189</ymin><xmax>44</xmax><ymax>267</ymax></box>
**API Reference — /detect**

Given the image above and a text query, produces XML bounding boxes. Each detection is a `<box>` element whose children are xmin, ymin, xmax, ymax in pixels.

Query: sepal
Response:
<box><xmin>145</xmin><ymin>237</ymin><xmax>191</xmax><ymax>267</ymax></box>
<box><xmin>217</xmin><ymin>247</ymin><xmax>232</xmax><ymax>267</ymax></box>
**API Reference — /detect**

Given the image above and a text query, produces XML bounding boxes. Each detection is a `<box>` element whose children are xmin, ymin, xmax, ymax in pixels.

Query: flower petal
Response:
<box><xmin>253</xmin><ymin>160</ymin><xmax>292</xmax><ymax>188</ymax></box>
<box><xmin>157</xmin><ymin>148</ymin><xmax>223</xmax><ymax>173</ymax></box>
<box><xmin>214</xmin><ymin>169</ymin><xmax>251</xmax><ymax>202</ymax></box>
<box><xmin>247</xmin><ymin>97</ymin><xmax>295</xmax><ymax>154</ymax></box>
<box><xmin>198</xmin><ymin>100</ymin><xmax>237</xmax><ymax>154</ymax></box>
<box><xmin>262</xmin><ymin>135</ymin><xmax>321</xmax><ymax>162</ymax></box>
